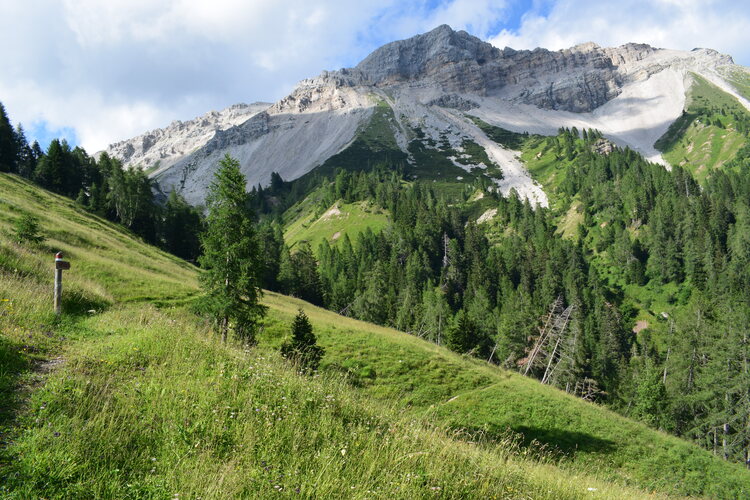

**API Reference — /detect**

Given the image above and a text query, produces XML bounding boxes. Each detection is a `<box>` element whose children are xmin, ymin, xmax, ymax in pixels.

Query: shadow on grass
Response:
<box><xmin>456</xmin><ymin>422</ymin><xmax>617</xmax><ymax>460</ymax></box>
<box><xmin>61</xmin><ymin>290</ymin><xmax>110</xmax><ymax>317</ymax></box>
<box><xmin>0</xmin><ymin>337</ymin><xmax>30</xmax><ymax>462</ymax></box>
<box><xmin>510</xmin><ymin>425</ymin><xmax>616</xmax><ymax>457</ymax></box>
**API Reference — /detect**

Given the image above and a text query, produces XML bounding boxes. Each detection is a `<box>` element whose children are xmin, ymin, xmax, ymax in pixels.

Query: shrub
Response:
<box><xmin>13</xmin><ymin>214</ymin><xmax>44</xmax><ymax>244</ymax></box>
<box><xmin>280</xmin><ymin>309</ymin><xmax>324</xmax><ymax>373</ymax></box>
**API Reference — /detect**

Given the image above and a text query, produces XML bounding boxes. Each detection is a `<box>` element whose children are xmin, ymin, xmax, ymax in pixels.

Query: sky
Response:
<box><xmin>1</xmin><ymin>0</ymin><xmax>748</xmax><ymax>153</ymax></box>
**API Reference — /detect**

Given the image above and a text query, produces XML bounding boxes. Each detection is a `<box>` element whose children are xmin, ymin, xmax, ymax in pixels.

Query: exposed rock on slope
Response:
<box><xmin>104</xmin><ymin>103</ymin><xmax>270</xmax><ymax>172</ymax></box>
<box><xmin>103</xmin><ymin>25</ymin><xmax>746</xmax><ymax>207</ymax></box>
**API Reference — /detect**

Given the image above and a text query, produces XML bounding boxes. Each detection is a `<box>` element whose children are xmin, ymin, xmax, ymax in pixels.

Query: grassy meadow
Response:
<box><xmin>284</xmin><ymin>200</ymin><xmax>389</xmax><ymax>253</ymax></box>
<box><xmin>655</xmin><ymin>74</ymin><xmax>749</xmax><ymax>181</ymax></box>
<box><xmin>1</xmin><ymin>172</ymin><xmax>749</xmax><ymax>498</ymax></box>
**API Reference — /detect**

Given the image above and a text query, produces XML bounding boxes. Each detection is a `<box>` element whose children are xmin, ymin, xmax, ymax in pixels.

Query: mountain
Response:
<box><xmin>103</xmin><ymin>25</ymin><xmax>750</xmax><ymax>207</ymax></box>
<box><xmin>103</xmin><ymin>102</ymin><xmax>270</xmax><ymax>174</ymax></box>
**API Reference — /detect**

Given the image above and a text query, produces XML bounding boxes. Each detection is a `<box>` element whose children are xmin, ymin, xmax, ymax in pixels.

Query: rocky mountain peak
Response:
<box><xmin>354</xmin><ymin>24</ymin><xmax>499</xmax><ymax>86</ymax></box>
<box><xmin>103</xmin><ymin>25</ymin><xmax>747</xmax><ymax>208</ymax></box>
<box><xmin>691</xmin><ymin>47</ymin><xmax>734</xmax><ymax>65</ymax></box>
<box><xmin>346</xmin><ymin>27</ymin><xmax>656</xmax><ymax>111</ymax></box>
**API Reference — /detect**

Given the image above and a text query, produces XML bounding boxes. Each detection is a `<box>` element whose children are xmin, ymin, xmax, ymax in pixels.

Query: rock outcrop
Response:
<box><xmin>102</xmin><ymin>25</ymin><xmax>746</xmax><ymax>207</ymax></box>
<box><xmin>103</xmin><ymin>102</ymin><xmax>270</xmax><ymax>172</ymax></box>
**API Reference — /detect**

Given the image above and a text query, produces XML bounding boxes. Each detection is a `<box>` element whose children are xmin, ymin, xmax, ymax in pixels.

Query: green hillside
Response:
<box><xmin>260</xmin><ymin>293</ymin><xmax>750</xmax><ymax>498</ymax></box>
<box><xmin>721</xmin><ymin>66</ymin><xmax>750</xmax><ymax>100</ymax></box>
<box><xmin>284</xmin><ymin>200</ymin><xmax>389</xmax><ymax>252</ymax></box>
<box><xmin>654</xmin><ymin>74</ymin><xmax>750</xmax><ymax>181</ymax></box>
<box><xmin>311</xmin><ymin>98</ymin><xmax>407</xmax><ymax>177</ymax></box>
<box><xmin>2</xmin><ymin>172</ymin><xmax>750</xmax><ymax>498</ymax></box>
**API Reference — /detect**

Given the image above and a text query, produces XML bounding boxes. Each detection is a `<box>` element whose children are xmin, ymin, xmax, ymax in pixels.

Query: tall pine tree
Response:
<box><xmin>0</xmin><ymin>102</ymin><xmax>18</xmax><ymax>173</ymax></box>
<box><xmin>198</xmin><ymin>154</ymin><xmax>265</xmax><ymax>343</ymax></box>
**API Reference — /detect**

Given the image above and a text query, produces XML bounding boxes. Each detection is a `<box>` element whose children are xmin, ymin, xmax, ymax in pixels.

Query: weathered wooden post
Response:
<box><xmin>54</xmin><ymin>251</ymin><xmax>71</xmax><ymax>316</ymax></box>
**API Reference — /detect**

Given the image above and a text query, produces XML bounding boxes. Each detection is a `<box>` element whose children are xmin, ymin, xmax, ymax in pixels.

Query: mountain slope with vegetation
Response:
<box><xmin>2</xmin><ymin>172</ymin><xmax>750</xmax><ymax>497</ymax></box>
<box><xmin>242</xmin><ymin>121</ymin><xmax>750</xmax><ymax>475</ymax></box>
<box><xmin>0</xmin><ymin>172</ymin><xmax>674</xmax><ymax>499</ymax></box>
<box><xmin>654</xmin><ymin>74</ymin><xmax>750</xmax><ymax>181</ymax></box>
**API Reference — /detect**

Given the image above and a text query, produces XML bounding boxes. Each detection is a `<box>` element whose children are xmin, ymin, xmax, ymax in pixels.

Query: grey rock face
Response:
<box><xmin>203</xmin><ymin>112</ymin><xmax>270</xmax><ymax>154</ymax></box>
<box><xmin>103</xmin><ymin>24</ymin><xmax>744</xmax><ymax>207</ymax></box>
<box><xmin>102</xmin><ymin>102</ymin><xmax>271</xmax><ymax>172</ymax></box>
<box><xmin>351</xmin><ymin>26</ymin><xmax>630</xmax><ymax>112</ymax></box>
<box><xmin>348</xmin><ymin>26</ymin><xmax>732</xmax><ymax>114</ymax></box>
<box><xmin>427</xmin><ymin>94</ymin><xmax>480</xmax><ymax>110</ymax></box>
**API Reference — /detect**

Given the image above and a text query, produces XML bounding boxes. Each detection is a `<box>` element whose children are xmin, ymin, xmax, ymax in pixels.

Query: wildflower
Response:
<box><xmin>340</xmin><ymin>448</ymin><xmax>347</xmax><ymax>456</ymax></box>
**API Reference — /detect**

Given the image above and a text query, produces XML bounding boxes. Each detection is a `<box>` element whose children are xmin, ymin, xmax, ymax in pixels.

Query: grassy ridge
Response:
<box><xmin>1</xmin><ymin>172</ymin><xmax>749</xmax><ymax>498</ymax></box>
<box><xmin>2</xmin><ymin>305</ymin><xmax>666</xmax><ymax>499</ymax></box>
<box><xmin>655</xmin><ymin>74</ymin><xmax>749</xmax><ymax>181</ymax></box>
<box><xmin>311</xmin><ymin>99</ymin><xmax>408</xmax><ymax>178</ymax></box>
<box><xmin>284</xmin><ymin>200</ymin><xmax>389</xmax><ymax>252</ymax></box>
<box><xmin>722</xmin><ymin>66</ymin><xmax>750</xmax><ymax>101</ymax></box>
<box><xmin>0</xmin><ymin>173</ymin><xmax>198</xmax><ymax>305</ymax></box>
<box><xmin>259</xmin><ymin>293</ymin><xmax>750</xmax><ymax>498</ymax></box>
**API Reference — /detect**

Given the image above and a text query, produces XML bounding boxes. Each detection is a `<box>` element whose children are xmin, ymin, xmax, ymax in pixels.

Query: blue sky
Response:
<box><xmin>1</xmin><ymin>0</ymin><xmax>748</xmax><ymax>152</ymax></box>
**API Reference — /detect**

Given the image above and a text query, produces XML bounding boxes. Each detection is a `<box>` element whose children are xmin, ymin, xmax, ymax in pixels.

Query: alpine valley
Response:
<box><xmin>3</xmin><ymin>24</ymin><xmax>750</xmax><ymax>499</ymax></box>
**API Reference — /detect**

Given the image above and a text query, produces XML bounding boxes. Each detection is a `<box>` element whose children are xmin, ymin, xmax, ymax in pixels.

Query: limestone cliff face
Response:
<box><xmin>103</xmin><ymin>25</ymin><xmax>745</xmax><ymax>207</ymax></box>
<box><xmin>103</xmin><ymin>103</ymin><xmax>270</xmax><ymax>171</ymax></box>
<box><xmin>348</xmin><ymin>26</ymin><xmax>733</xmax><ymax>113</ymax></box>
<box><xmin>351</xmin><ymin>26</ymin><xmax>622</xmax><ymax>112</ymax></box>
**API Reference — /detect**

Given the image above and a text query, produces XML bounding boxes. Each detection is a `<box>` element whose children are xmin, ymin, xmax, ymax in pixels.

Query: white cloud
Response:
<box><xmin>490</xmin><ymin>0</ymin><xmax>750</xmax><ymax>66</ymax></box>
<box><xmin>0</xmin><ymin>0</ymin><xmax>513</xmax><ymax>152</ymax></box>
<box><xmin>2</xmin><ymin>0</ymin><xmax>747</xmax><ymax>153</ymax></box>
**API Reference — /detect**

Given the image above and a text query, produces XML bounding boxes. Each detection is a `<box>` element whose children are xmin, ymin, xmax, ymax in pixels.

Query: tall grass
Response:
<box><xmin>1</xmin><ymin>305</ymin><xmax>666</xmax><ymax>499</ymax></box>
<box><xmin>1</xmin><ymin>172</ymin><xmax>747</xmax><ymax>498</ymax></box>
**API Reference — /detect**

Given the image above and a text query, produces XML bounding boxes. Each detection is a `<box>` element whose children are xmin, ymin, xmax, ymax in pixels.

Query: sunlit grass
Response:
<box><xmin>284</xmin><ymin>200</ymin><xmax>389</xmax><ymax>253</ymax></box>
<box><xmin>1</xmin><ymin>305</ymin><xmax>669</xmax><ymax>499</ymax></box>
<box><xmin>1</xmin><ymin>172</ymin><xmax>748</xmax><ymax>498</ymax></box>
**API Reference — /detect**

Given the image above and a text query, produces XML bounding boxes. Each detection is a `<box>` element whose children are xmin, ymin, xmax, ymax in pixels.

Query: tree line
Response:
<box><xmin>0</xmin><ymin>102</ymin><xmax>203</xmax><ymax>261</ymax></box>
<box><xmin>249</xmin><ymin>128</ymin><xmax>750</xmax><ymax>466</ymax></box>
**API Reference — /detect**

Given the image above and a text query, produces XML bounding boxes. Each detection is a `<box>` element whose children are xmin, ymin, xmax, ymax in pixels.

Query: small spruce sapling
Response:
<box><xmin>281</xmin><ymin>309</ymin><xmax>324</xmax><ymax>373</ymax></box>
<box><xmin>13</xmin><ymin>214</ymin><xmax>44</xmax><ymax>244</ymax></box>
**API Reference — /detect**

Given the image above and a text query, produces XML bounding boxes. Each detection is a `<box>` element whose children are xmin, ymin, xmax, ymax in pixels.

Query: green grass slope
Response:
<box><xmin>260</xmin><ymin>294</ymin><xmax>750</xmax><ymax>498</ymax></box>
<box><xmin>0</xmin><ymin>173</ymin><xmax>667</xmax><ymax>499</ymax></box>
<box><xmin>284</xmin><ymin>200</ymin><xmax>388</xmax><ymax>252</ymax></box>
<box><xmin>4</xmin><ymin>304</ymin><xmax>669</xmax><ymax>500</ymax></box>
<box><xmin>721</xmin><ymin>66</ymin><xmax>750</xmax><ymax>101</ymax></box>
<box><xmin>655</xmin><ymin>74</ymin><xmax>750</xmax><ymax>182</ymax></box>
<box><xmin>1</xmin><ymin>172</ymin><xmax>749</xmax><ymax>498</ymax></box>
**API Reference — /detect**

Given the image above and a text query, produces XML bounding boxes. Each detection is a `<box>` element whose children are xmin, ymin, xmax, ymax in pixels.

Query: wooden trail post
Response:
<box><xmin>54</xmin><ymin>251</ymin><xmax>71</xmax><ymax>316</ymax></box>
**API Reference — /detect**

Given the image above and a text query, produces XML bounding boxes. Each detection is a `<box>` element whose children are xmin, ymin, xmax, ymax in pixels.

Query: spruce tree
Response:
<box><xmin>0</xmin><ymin>102</ymin><xmax>18</xmax><ymax>173</ymax></box>
<box><xmin>281</xmin><ymin>309</ymin><xmax>324</xmax><ymax>373</ymax></box>
<box><xmin>198</xmin><ymin>154</ymin><xmax>265</xmax><ymax>343</ymax></box>
<box><xmin>161</xmin><ymin>190</ymin><xmax>203</xmax><ymax>261</ymax></box>
<box><xmin>14</xmin><ymin>124</ymin><xmax>34</xmax><ymax>177</ymax></box>
<box><xmin>13</xmin><ymin>214</ymin><xmax>44</xmax><ymax>244</ymax></box>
